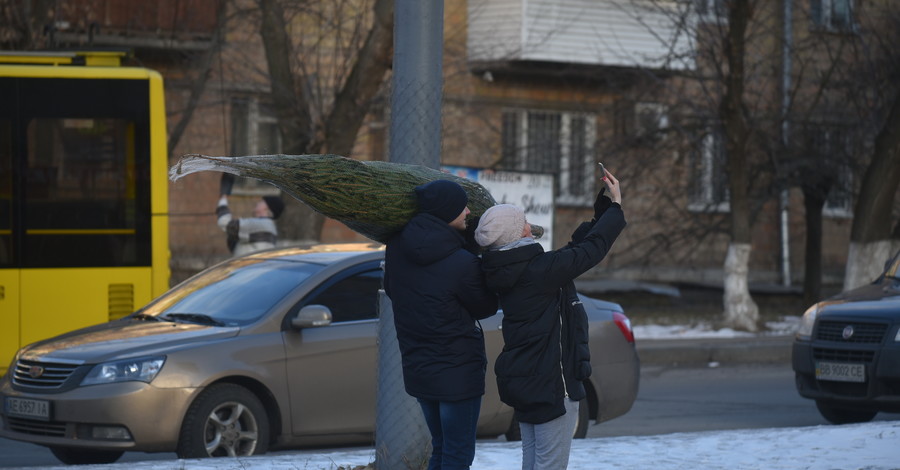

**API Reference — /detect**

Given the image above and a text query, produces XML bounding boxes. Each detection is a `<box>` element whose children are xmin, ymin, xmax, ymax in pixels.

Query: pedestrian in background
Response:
<box><xmin>216</xmin><ymin>193</ymin><xmax>284</xmax><ymax>256</ymax></box>
<box><xmin>474</xmin><ymin>169</ymin><xmax>625</xmax><ymax>470</ymax></box>
<box><xmin>383</xmin><ymin>179</ymin><xmax>499</xmax><ymax>470</ymax></box>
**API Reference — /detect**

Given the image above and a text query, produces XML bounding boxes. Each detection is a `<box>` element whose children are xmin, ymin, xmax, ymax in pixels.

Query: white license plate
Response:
<box><xmin>5</xmin><ymin>397</ymin><xmax>51</xmax><ymax>421</ymax></box>
<box><xmin>816</xmin><ymin>361</ymin><xmax>866</xmax><ymax>383</ymax></box>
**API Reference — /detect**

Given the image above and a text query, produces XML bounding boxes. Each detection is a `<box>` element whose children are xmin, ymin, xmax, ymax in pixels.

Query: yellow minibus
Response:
<box><xmin>0</xmin><ymin>51</ymin><xmax>170</xmax><ymax>375</ymax></box>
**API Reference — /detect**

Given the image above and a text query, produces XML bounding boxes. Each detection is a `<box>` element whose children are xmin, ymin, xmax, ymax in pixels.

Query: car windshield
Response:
<box><xmin>138</xmin><ymin>258</ymin><xmax>325</xmax><ymax>326</ymax></box>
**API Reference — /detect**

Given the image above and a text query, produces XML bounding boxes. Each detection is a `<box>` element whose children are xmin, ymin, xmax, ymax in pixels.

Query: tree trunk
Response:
<box><xmin>845</xmin><ymin>87</ymin><xmax>900</xmax><ymax>290</ymax></box>
<box><xmin>845</xmin><ymin>241</ymin><xmax>899</xmax><ymax>290</ymax></box>
<box><xmin>324</xmin><ymin>0</ymin><xmax>394</xmax><ymax>157</ymax></box>
<box><xmin>720</xmin><ymin>0</ymin><xmax>759</xmax><ymax>331</ymax></box>
<box><xmin>258</xmin><ymin>0</ymin><xmax>324</xmax><ymax>243</ymax></box>
<box><xmin>802</xmin><ymin>186</ymin><xmax>826</xmax><ymax>304</ymax></box>
<box><xmin>257</xmin><ymin>0</ymin><xmax>394</xmax><ymax>243</ymax></box>
<box><xmin>723</xmin><ymin>243</ymin><xmax>759</xmax><ymax>331</ymax></box>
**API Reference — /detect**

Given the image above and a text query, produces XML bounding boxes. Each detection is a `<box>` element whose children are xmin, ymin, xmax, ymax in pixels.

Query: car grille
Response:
<box><xmin>816</xmin><ymin>321</ymin><xmax>888</xmax><ymax>343</ymax></box>
<box><xmin>12</xmin><ymin>359</ymin><xmax>79</xmax><ymax>389</ymax></box>
<box><xmin>5</xmin><ymin>417</ymin><xmax>67</xmax><ymax>437</ymax></box>
<box><xmin>812</xmin><ymin>348</ymin><xmax>875</xmax><ymax>363</ymax></box>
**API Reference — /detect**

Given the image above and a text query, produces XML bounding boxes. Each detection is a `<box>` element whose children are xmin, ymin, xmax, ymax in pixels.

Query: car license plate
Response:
<box><xmin>5</xmin><ymin>397</ymin><xmax>51</xmax><ymax>421</ymax></box>
<box><xmin>816</xmin><ymin>361</ymin><xmax>866</xmax><ymax>383</ymax></box>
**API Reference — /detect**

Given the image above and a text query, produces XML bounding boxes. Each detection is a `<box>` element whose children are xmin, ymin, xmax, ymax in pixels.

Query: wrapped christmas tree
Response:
<box><xmin>170</xmin><ymin>153</ymin><xmax>543</xmax><ymax>244</ymax></box>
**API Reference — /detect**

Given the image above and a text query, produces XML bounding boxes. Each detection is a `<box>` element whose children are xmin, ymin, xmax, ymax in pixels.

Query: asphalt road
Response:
<box><xmin>5</xmin><ymin>362</ymin><xmax>898</xmax><ymax>468</ymax></box>
<box><xmin>588</xmin><ymin>362</ymin><xmax>860</xmax><ymax>438</ymax></box>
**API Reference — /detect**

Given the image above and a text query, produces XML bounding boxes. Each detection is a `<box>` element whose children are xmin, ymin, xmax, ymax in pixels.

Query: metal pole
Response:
<box><xmin>377</xmin><ymin>1</ymin><xmax>445</xmax><ymax>468</ymax></box>
<box><xmin>779</xmin><ymin>0</ymin><xmax>793</xmax><ymax>287</ymax></box>
<box><xmin>387</xmin><ymin>0</ymin><xmax>444</xmax><ymax>167</ymax></box>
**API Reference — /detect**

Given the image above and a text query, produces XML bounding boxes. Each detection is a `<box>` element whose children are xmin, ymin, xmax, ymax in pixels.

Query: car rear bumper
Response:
<box><xmin>0</xmin><ymin>378</ymin><xmax>196</xmax><ymax>452</ymax></box>
<box><xmin>792</xmin><ymin>340</ymin><xmax>900</xmax><ymax>412</ymax></box>
<box><xmin>593</xmin><ymin>351</ymin><xmax>640</xmax><ymax>423</ymax></box>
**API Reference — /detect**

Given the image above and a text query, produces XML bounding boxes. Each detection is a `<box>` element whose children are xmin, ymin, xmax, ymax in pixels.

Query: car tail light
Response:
<box><xmin>613</xmin><ymin>312</ymin><xmax>635</xmax><ymax>343</ymax></box>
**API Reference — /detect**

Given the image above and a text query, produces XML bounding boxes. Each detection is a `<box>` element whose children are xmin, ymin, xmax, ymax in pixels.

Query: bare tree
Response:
<box><xmin>0</xmin><ymin>0</ymin><xmax>56</xmax><ymax>49</ymax></box>
<box><xmin>167</xmin><ymin>0</ymin><xmax>230</xmax><ymax>155</ymax></box>
<box><xmin>840</xmin><ymin>2</ymin><xmax>900</xmax><ymax>289</ymax></box>
<box><xmin>255</xmin><ymin>0</ymin><xmax>394</xmax><ymax>242</ymax></box>
<box><xmin>715</xmin><ymin>0</ymin><xmax>761</xmax><ymax>331</ymax></box>
<box><xmin>602</xmin><ymin>0</ymin><xmax>793</xmax><ymax>331</ymax></box>
<box><xmin>602</xmin><ymin>0</ymin><xmax>900</xmax><ymax>325</ymax></box>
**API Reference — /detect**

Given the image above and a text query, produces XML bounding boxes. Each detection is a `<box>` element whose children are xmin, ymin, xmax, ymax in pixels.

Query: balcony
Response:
<box><xmin>51</xmin><ymin>0</ymin><xmax>219</xmax><ymax>52</ymax></box>
<box><xmin>467</xmin><ymin>0</ymin><xmax>694</xmax><ymax>74</ymax></box>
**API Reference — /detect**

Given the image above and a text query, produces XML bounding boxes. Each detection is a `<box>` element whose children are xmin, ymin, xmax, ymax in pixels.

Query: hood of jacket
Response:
<box><xmin>480</xmin><ymin>243</ymin><xmax>544</xmax><ymax>293</ymax></box>
<box><xmin>398</xmin><ymin>213</ymin><xmax>466</xmax><ymax>266</ymax></box>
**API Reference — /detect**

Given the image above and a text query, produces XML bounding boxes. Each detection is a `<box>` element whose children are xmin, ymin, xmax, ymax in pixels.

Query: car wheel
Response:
<box><xmin>573</xmin><ymin>397</ymin><xmax>590</xmax><ymax>438</ymax></box>
<box><xmin>176</xmin><ymin>383</ymin><xmax>270</xmax><ymax>459</ymax></box>
<box><xmin>504</xmin><ymin>398</ymin><xmax>589</xmax><ymax>442</ymax></box>
<box><xmin>815</xmin><ymin>400</ymin><xmax>878</xmax><ymax>425</ymax></box>
<box><xmin>49</xmin><ymin>447</ymin><xmax>124</xmax><ymax>465</ymax></box>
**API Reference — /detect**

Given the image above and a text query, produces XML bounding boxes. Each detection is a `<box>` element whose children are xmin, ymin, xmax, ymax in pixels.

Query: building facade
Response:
<box><xmin>16</xmin><ymin>0</ymin><xmax>896</xmax><ymax>289</ymax></box>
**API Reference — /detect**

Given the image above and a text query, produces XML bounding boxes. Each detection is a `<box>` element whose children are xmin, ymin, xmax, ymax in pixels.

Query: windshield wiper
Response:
<box><xmin>161</xmin><ymin>313</ymin><xmax>226</xmax><ymax>327</ymax></box>
<box><xmin>130</xmin><ymin>313</ymin><xmax>163</xmax><ymax>322</ymax></box>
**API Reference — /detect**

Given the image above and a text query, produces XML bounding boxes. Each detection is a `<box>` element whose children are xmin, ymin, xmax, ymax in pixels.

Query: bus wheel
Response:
<box><xmin>176</xmin><ymin>383</ymin><xmax>269</xmax><ymax>459</ymax></box>
<box><xmin>49</xmin><ymin>447</ymin><xmax>123</xmax><ymax>465</ymax></box>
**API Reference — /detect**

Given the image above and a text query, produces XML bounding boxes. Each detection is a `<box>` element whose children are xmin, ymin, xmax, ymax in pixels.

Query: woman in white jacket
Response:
<box><xmin>216</xmin><ymin>194</ymin><xmax>284</xmax><ymax>256</ymax></box>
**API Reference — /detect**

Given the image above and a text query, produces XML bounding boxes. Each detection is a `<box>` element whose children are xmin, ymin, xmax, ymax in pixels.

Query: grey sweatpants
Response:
<box><xmin>519</xmin><ymin>398</ymin><xmax>580</xmax><ymax>470</ymax></box>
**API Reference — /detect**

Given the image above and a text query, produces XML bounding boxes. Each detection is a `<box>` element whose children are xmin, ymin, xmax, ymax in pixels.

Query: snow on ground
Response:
<box><xmin>633</xmin><ymin>316</ymin><xmax>801</xmax><ymax>339</ymax></box>
<box><xmin>15</xmin><ymin>421</ymin><xmax>899</xmax><ymax>470</ymax></box>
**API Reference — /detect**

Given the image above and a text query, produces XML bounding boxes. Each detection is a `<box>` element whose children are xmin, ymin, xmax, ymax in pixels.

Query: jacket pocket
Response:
<box><xmin>496</xmin><ymin>373</ymin><xmax>557</xmax><ymax>412</ymax></box>
<box><xmin>495</xmin><ymin>333</ymin><xmax>552</xmax><ymax>377</ymax></box>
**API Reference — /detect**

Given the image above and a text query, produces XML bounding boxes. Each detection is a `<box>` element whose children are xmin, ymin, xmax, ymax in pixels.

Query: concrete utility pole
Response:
<box><xmin>376</xmin><ymin>0</ymin><xmax>444</xmax><ymax>469</ymax></box>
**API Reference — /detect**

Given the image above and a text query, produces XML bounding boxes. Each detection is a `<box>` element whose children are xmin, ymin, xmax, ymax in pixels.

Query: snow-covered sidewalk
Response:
<box><xmin>13</xmin><ymin>420</ymin><xmax>899</xmax><ymax>470</ymax></box>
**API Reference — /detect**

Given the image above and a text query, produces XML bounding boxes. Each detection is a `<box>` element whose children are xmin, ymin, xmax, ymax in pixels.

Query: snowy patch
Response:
<box><xmin>634</xmin><ymin>316</ymin><xmax>801</xmax><ymax>339</ymax></box>
<box><xmin>26</xmin><ymin>421</ymin><xmax>899</xmax><ymax>470</ymax></box>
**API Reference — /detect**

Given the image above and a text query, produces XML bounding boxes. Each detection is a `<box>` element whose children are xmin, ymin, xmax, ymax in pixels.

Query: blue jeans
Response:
<box><xmin>417</xmin><ymin>396</ymin><xmax>482</xmax><ymax>470</ymax></box>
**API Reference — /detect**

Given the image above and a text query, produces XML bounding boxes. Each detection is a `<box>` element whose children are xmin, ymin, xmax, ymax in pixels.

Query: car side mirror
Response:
<box><xmin>291</xmin><ymin>305</ymin><xmax>333</xmax><ymax>329</ymax></box>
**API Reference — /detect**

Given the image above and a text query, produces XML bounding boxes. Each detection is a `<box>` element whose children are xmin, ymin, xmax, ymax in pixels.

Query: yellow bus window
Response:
<box><xmin>10</xmin><ymin>77</ymin><xmax>152</xmax><ymax>268</ymax></box>
<box><xmin>0</xmin><ymin>119</ymin><xmax>10</xmax><ymax>266</ymax></box>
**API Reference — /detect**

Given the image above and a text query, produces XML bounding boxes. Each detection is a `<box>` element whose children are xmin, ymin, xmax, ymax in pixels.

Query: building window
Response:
<box><xmin>696</xmin><ymin>0</ymin><xmax>727</xmax><ymax>21</ymax></box>
<box><xmin>231</xmin><ymin>97</ymin><xmax>282</xmax><ymax>194</ymax></box>
<box><xmin>811</xmin><ymin>0</ymin><xmax>855</xmax><ymax>33</ymax></box>
<box><xmin>614</xmin><ymin>100</ymin><xmax>669</xmax><ymax>145</ymax></box>
<box><xmin>500</xmin><ymin>109</ymin><xmax>596</xmax><ymax>206</ymax></box>
<box><xmin>688</xmin><ymin>126</ymin><xmax>730</xmax><ymax>212</ymax></box>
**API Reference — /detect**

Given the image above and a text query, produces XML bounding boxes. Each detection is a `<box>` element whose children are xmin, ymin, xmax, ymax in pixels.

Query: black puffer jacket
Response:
<box><xmin>384</xmin><ymin>213</ymin><xmax>499</xmax><ymax>402</ymax></box>
<box><xmin>480</xmin><ymin>206</ymin><xmax>626</xmax><ymax>424</ymax></box>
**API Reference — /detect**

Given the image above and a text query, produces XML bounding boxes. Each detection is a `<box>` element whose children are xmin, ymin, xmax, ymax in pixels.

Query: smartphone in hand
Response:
<box><xmin>598</xmin><ymin>162</ymin><xmax>606</xmax><ymax>178</ymax></box>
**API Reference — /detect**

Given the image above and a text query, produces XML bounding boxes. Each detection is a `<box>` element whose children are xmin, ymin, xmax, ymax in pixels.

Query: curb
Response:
<box><xmin>636</xmin><ymin>335</ymin><xmax>793</xmax><ymax>366</ymax></box>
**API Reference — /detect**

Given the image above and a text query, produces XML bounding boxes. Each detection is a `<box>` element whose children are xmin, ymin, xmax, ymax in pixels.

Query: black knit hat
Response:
<box><xmin>263</xmin><ymin>196</ymin><xmax>285</xmax><ymax>219</ymax></box>
<box><xmin>415</xmin><ymin>180</ymin><xmax>468</xmax><ymax>223</ymax></box>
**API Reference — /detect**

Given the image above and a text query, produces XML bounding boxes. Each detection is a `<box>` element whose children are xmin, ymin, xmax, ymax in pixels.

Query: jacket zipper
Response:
<box><xmin>558</xmin><ymin>288</ymin><xmax>568</xmax><ymax>398</ymax></box>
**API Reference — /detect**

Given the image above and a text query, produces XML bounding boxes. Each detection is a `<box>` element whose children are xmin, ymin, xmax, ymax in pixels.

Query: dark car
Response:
<box><xmin>792</xmin><ymin>249</ymin><xmax>900</xmax><ymax>424</ymax></box>
<box><xmin>1</xmin><ymin>244</ymin><xmax>639</xmax><ymax>465</ymax></box>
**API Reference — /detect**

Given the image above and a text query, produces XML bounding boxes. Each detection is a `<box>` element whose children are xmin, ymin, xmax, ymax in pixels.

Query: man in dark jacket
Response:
<box><xmin>384</xmin><ymin>179</ymin><xmax>499</xmax><ymax>470</ymax></box>
<box><xmin>474</xmin><ymin>170</ymin><xmax>625</xmax><ymax>470</ymax></box>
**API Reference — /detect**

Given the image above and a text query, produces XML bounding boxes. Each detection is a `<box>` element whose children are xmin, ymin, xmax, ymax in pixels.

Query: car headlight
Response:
<box><xmin>796</xmin><ymin>304</ymin><xmax>818</xmax><ymax>340</ymax></box>
<box><xmin>81</xmin><ymin>356</ymin><xmax>165</xmax><ymax>386</ymax></box>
